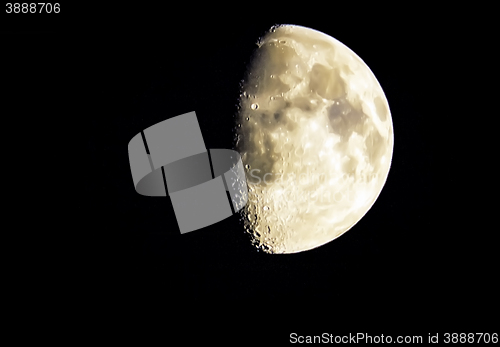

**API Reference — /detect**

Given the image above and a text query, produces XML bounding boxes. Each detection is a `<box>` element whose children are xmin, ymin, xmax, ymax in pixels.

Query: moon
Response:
<box><xmin>235</xmin><ymin>24</ymin><xmax>394</xmax><ymax>254</ymax></box>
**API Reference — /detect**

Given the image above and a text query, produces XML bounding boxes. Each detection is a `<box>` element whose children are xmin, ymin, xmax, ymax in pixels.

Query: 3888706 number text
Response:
<box><xmin>443</xmin><ymin>333</ymin><xmax>498</xmax><ymax>344</ymax></box>
<box><xmin>6</xmin><ymin>3</ymin><xmax>60</xmax><ymax>13</ymax></box>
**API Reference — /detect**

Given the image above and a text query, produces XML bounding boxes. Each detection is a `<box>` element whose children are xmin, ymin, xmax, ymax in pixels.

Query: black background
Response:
<box><xmin>2</xmin><ymin>4</ymin><xmax>495</xmax><ymax>332</ymax></box>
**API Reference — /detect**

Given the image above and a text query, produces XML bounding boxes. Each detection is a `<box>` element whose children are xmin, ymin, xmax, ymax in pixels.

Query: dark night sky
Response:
<box><xmin>83</xmin><ymin>17</ymin><xmax>435</xmax><ymax>303</ymax></box>
<box><xmin>3</xmin><ymin>5</ymin><xmax>495</xmax><ymax>332</ymax></box>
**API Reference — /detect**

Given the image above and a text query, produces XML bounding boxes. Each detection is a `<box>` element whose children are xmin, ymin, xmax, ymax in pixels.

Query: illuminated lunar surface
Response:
<box><xmin>235</xmin><ymin>24</ymin><xmax>394</xmax><ymax>253</ymax></box>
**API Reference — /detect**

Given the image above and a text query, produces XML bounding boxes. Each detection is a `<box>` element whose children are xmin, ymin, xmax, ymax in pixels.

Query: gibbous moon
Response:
<box><xmin>235</xmin><ymin>24</ymin><xmax>394</xmax><ymax>253</ymax></box>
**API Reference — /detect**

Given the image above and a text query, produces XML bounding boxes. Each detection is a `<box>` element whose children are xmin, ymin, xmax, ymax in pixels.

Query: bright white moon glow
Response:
<box><xmin>235</xmin><ymin>24</ymin><xmax>394</xmax><ymax>253</ymax></box>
